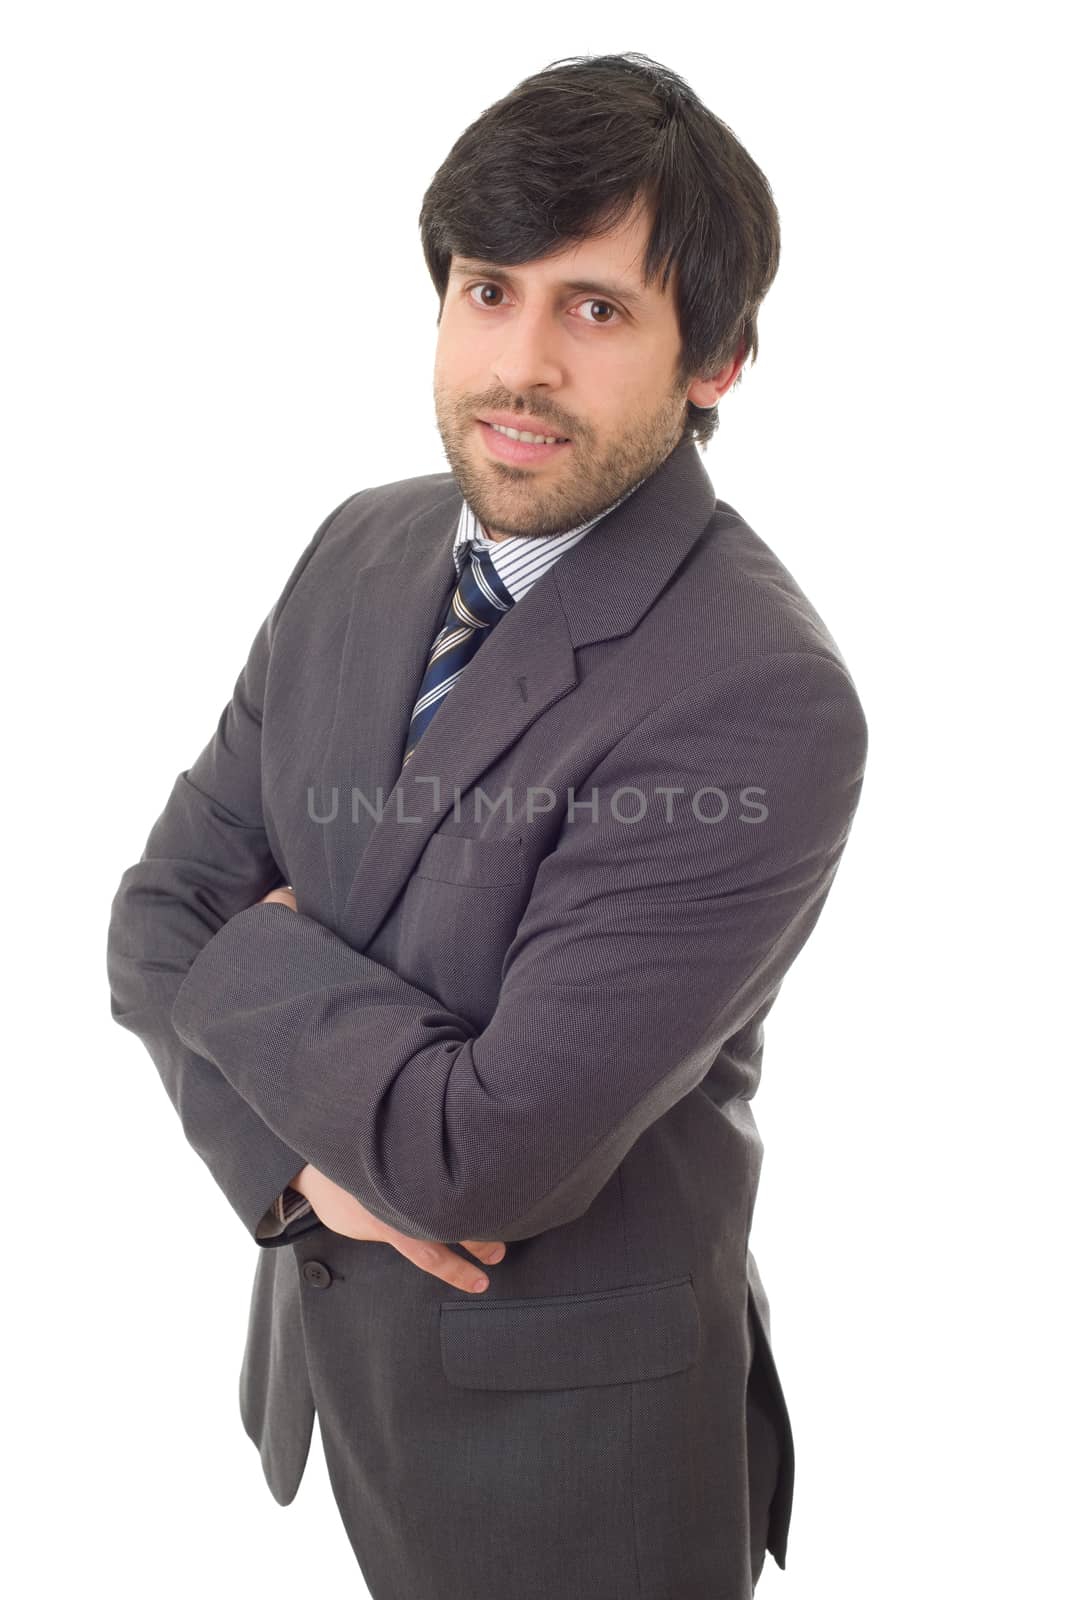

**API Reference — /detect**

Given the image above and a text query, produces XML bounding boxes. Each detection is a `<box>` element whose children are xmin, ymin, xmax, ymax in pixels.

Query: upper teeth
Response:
<box><xmin>489</xmin><ymin>423</ymin><xmax>566</xmax><ymax>445</ymax></box>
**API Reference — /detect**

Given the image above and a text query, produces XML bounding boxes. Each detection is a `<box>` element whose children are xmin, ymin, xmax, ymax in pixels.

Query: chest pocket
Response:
<box><xmin>395</xmin><ymin>831</ymin><xmax>532</xmax><ymax>1029</ymax></box>
<box><xmin>410</xmin><ymin>831</ymin><xmax>527</xmax><ymax>887</ymax></box>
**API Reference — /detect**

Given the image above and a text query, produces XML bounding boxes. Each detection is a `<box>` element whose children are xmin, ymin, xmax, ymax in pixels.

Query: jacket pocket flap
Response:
<box><xmin>439</xmin><ymin>1274</ymin><xmax>701</xmax><ymax>1391</ymax></box>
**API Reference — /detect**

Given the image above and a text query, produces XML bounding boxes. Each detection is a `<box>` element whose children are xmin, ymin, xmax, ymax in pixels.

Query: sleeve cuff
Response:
<box><xmin>276</xmin><ymin>1185</ymin><xmax>314</xmax><ymax>1224</ymax></box>
<box><xmin>254</xmin><ymin>1185</ymin><xmax>315</xmax><ymax>1240</ymax></box>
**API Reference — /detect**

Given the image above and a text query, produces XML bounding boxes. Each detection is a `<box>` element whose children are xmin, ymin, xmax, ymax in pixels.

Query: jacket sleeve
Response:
<box><xmin>169</xmin><ymin>649</ymin><xmax>869</xmax><ymax>1245</ymax></box>
<box><xmin>106</xmin><ymin>491</ymin><xmax>361</xmax><ymax>1246</ymax></box>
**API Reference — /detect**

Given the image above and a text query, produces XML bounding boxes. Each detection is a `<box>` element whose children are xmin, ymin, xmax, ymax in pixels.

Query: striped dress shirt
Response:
<box><xmin>255</xmin><ymin>471</ymin><xmax>646</xmax><ymax>1240</ymax></box>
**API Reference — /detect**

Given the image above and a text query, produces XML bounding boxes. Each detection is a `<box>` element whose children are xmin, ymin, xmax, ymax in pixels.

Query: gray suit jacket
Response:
<box><xmin>107</xmin><ymin>436</ymin><xmax>868</xmax><ymax>1599</ymax></box>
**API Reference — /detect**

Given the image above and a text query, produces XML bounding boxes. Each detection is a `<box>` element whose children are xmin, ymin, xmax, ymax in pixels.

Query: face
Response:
<box><xmin>432</xmin><ymin>196</ymin><xmax>737</xmax><ymax>540</ymax></box>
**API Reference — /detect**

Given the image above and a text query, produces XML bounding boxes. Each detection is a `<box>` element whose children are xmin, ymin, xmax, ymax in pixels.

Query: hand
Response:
<box><xmin>292</xmin><ymin>1163</ymin><xmax>506</xmax><ymax>1295</ymax></box>
<box><xmin>258</xmin><ymin>884</ymin><xmax>298</xmax><ymax>912</ymax></box>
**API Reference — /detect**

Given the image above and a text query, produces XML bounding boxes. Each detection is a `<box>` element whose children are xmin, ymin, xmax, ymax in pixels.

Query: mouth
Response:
<box><xmin>476</xmin><ymin>418</ymin><xmax>572</xmax><ymax>466</ymax></box>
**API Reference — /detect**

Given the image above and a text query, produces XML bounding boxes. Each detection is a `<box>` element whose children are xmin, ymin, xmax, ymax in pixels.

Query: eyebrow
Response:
<box><xmin>450</xmin><ymin>260</ymin><xmax>648</xmax><ymax>312</ymax></box>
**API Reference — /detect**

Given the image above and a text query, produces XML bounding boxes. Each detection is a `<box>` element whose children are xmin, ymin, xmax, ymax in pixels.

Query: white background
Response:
<box><xmin>3</xmin><ymin>3</ymin><xmax>1062</xmax><ymax>1595</ymax></box>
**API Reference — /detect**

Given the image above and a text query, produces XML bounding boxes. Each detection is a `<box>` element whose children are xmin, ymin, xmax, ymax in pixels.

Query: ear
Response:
<box><xmin>686</xmin><ymin>339</ymin><xmax>746</xmax><ymax>408</ymax></box>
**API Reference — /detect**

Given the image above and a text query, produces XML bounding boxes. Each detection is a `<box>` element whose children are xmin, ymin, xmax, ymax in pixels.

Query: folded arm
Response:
<box><xmin>106</xmin><ymin>492</ymin><xmax>362</xmax><ymax>1246</ymax></box>
<box><xmin>170</xmin><ymin>650</ymin><xmax>869</xmax><ymax>1245</ymax></box>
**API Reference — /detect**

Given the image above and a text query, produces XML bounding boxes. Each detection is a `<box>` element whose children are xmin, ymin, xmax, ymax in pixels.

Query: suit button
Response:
<box><xmin>302</xmin><ymin>1260</ymin><xmax>333</xmax><ymax>1288</ymax></box>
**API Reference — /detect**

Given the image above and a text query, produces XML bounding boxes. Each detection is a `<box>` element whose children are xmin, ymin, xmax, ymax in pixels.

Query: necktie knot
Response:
<box><xmin>402</xmin><ymin>541</ymin><xmax>514</xmax><ymax>767</ymax></box>
<box><xmin>454</xmin><ymin>542</ymin><xmax>514</xmax><ymax>628</ymax></box>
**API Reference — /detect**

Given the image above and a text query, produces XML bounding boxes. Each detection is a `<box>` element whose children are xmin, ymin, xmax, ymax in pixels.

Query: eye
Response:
<box><xmin>463</xmin><ymin>283</ymin><xmax>620</xmax><ymax>325</ymax></box>
<box><xmin>576</xmin><ymin>299</ymin><xmax>619</xmax><ymax>326</ymax></box>
<box><xmin>467</xmin><ymin>282</ymin><xmax>505</xmax><ymax>309</ymax></box>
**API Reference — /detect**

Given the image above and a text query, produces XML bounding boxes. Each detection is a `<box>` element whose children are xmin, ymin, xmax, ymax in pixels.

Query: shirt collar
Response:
<box><xmin>452</xmin><ymin>473</ymin><xmax>649</xmax><ymax>603</ymax></box>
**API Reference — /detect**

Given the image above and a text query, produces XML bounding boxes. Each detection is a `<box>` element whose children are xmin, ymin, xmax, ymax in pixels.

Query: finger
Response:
<box><xmin>392</xmin><ymin>1239</ymin><xmax>492</xmax><ymax>1295</ymax></box>
<box><xmin>463</xmin><ymin>1240</ymin><xmax>507</xmax><ymax>1266</ymax></box>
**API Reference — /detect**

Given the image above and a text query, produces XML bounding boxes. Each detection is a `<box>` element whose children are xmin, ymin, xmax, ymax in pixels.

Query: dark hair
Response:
<box><xmin>419</xmin><ymin>52</ymin><xmax>781</xmax><ymax>449</ymax></box>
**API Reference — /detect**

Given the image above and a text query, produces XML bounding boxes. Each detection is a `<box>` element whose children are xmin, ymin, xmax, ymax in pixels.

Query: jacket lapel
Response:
<box><xmin>323</xmin><ymin>436</ymin><xmax>717</xmax><ymax>949</ymax></box>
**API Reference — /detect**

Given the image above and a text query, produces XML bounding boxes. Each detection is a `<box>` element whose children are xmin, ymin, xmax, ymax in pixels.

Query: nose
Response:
<box><xmin>489</xmin><ymin>299</ymin><xmax>565</xmax><ymax>398</ymax></box>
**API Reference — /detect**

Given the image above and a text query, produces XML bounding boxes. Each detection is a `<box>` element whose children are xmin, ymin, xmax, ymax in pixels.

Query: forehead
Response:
<box><xmin>448</xmin><ymin>197</ymin><xmax>666</xmax><ymax>311</ymax></box>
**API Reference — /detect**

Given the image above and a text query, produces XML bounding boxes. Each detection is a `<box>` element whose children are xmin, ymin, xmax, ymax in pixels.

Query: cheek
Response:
<box><xmin>613</xmin><ymin>357</ymin><xmax>675</xmax><ymax>412</ymax></box>
<box><xmin>436</xmin><ymin>326</ymin><xmax>486</xmax><ymax>391</ymax></box>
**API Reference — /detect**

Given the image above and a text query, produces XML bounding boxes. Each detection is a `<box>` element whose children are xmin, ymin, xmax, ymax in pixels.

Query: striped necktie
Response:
<box><xmin>403</xmin><ymin>542</ymin><xmax>515</xmax><ymax>767</ymax></box>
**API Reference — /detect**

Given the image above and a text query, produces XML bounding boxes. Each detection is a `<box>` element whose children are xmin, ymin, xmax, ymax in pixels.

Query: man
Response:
<box><xmin>107</xmin><ymin>52</ymin><xmax>868</xmax><ymax>1600</ymax></box>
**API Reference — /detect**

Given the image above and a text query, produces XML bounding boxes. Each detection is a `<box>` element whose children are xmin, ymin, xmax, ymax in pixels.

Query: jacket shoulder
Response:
<box><xmin>699</xmin><ymin>497</ymin><xmax>860</xmax><ymax>683</ymax></box>
<box><xmin>309</xmin><ymin>468</ymin><xmax>459</xmax><ymax>567</ymax></box>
